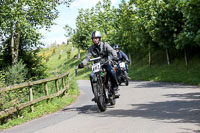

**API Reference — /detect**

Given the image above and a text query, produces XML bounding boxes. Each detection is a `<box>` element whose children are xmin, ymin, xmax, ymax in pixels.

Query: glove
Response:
<box><xmin>78</xmin><ymin>63</ymin><xmax>84</xmax><ymax>69</ymax></box>
<box><xmin>112</xmin><ymin>57</ymin><xmax>119</xmax><ymax>62</ymax></box>
<box><xmin>126</xmin><ymin>60</ymin><xmax>130</xmax><ymax>63</ymax></box>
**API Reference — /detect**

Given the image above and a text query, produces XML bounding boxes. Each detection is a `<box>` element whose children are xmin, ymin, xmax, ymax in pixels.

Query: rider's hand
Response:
<box><xmin>113</xmin><ymin>57</ymin><xmax>119</xmax><ymax>62</ymax></box>
<box><xmin>78</xmin><ymin>63</ymin><xmax>84</xmax><ymax>69</ymax></box>
<box><xmin>126</xmin><ymin>60</ymin><xmax>130</xmax><ymax>63</ymax></box>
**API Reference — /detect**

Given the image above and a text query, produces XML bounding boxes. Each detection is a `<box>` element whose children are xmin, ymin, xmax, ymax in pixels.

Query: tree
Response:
<box><xmin>174</xmin><ymin>0</ymin><xmax>200</xmax><ymax>66</ymax></box>
<box><xmin>0</xmin><ymin>0</ymin><xmax>73</xmax><ymax>65</ymax></box>
<box><xmin>113</xmin><ymin>0</ymin><xmax>137</xmax><ymax>65</ymax></box>
<box><xmin>133</xmin><ymin>0</ymin><xmax>156</xmax><ymax>66</ymax></box>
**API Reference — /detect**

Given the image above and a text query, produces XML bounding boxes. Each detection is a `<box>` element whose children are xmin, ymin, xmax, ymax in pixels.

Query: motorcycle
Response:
<box><xmin>115</xmin><ymin>61</ymin><xmax>129</xmax><ymax>86</ymax></box>
<box><xmin>89</xmin><ymin>57</ymin><xmax>116</xmax><ymax>112</ymax></box>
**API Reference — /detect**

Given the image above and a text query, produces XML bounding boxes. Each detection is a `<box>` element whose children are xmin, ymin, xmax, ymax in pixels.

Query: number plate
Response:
<box><xmin>119</xmin><ymin>62</ymin><xmax>126</xmax><ymax>68</ymax></box>
<box><xmin>92</xmin><ymin>62</ymin><xmax>101</xmax><ymax>72</ymax></box>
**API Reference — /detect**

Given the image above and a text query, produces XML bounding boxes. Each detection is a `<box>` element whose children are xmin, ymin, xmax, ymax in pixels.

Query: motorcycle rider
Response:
<box><xmin>112</xmin><ymin>44</ymin><xmax>130</xmax><ymax>74</ymax></box>
<box><xmin>78</xmin><ymin>31</ymin><xmax>120</xmax><ymax>99</ymax></box>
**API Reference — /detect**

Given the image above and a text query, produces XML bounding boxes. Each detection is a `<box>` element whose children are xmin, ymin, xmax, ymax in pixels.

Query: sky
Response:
<box><xmin>40</xmin><ymin>0</ymin><xmax>124</xmax><ymax>47</ymax></box>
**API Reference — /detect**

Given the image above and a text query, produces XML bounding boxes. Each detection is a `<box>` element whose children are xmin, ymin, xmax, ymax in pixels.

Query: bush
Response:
<box><xmin>5</xmin><ymin>60</ymin><xmax>28</xmax><ymax>86</ymax></box>
<box><xmin>0</xmin><ymin>71</ymin><xmax>5</xmax><ymax>88</ymax></box>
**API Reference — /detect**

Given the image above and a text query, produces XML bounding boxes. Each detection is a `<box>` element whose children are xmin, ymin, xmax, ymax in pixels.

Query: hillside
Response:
<box><xmin>41</xmin><ymin>44</ymin><xmax>200</xmax><ymax>86</ymax></box>
<box><xmin>39</xmin><ymin>44</ymin><xmax>90</xmax><ymax>79</ymax></box>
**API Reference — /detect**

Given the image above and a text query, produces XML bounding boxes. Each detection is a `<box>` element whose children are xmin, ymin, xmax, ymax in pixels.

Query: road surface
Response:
<box><xmin>1</xmin><ymin>80</ymin><xmax>200</xmax><ymax>133</ymax></box>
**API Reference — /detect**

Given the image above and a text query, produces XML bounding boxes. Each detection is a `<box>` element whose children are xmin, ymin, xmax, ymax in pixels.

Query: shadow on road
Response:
<box><xmin>62</xmin><ymin>105</ymin><xmax>98</xmax><ymax>114</ymax></box>
<box><xmin>179</xmin><ymin>128</ymin><xmax>200</xmax><ymax>133</ymax></box>
<box><xmin>62</xmin><ymin>104</ymin><xmax>117</xmax><ymax>114</ymax></box>
<box><xmin>131</xmin><ymin>81</ymin><xmax>199</xmax><ymax>89</ymax></box>
<box><xmin>63</xmin><ymin>92</ymin><xmax>200</xmax><ymax>125</ymax></box>
<box><xmin>100</xmin><ymin>92</ymin><xmax>200</xmax><ymax>125</ymax></box>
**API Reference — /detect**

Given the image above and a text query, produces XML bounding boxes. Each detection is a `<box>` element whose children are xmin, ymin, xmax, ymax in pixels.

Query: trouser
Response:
<box><xmin>90</xmin><ymin>64</ymin><xmax>118</xmax><ymax>93</ymax></box>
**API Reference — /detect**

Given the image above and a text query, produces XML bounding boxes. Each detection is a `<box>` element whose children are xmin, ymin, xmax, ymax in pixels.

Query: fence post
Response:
<box><xmin>44</xmin><ymin>82</ymin><xmax>49</xmax><ymax>95</ymax></box>
<box><xmin>29</xmin><ymin>86</ymin><xmax>34</xmax><ymax>112</ymax></box>
<box><xmin>44</xmin><ymin>82</ymin><xmax>49</xmax><ymax>103</ymax></box>
<box><xmin>62</xmin><ymin>77</ymin><xmax>67</xmax><ymax>94</ymax></box>
<box><xmin>55</xmin><ymin>79</ymin><xmax>59</xmax><ymax>92</ymax></box>
<box><xmin>62</xmin><ymin>78</ymin><xmax>66</xmax><ymax>89</ymax></box>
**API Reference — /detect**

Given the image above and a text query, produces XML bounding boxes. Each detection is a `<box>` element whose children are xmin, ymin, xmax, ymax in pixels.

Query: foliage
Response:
<box><xmin>5</xmin><ymin>60</ymin><xmax>28</xmax><ymax>86</ymax></box>
<box><xmin>0</xmin><ymin>71</ymin><xmax>5</xmax><ymax>88</ymax></box>
<box><xmin>0</xmin><ymin>75</ymin><xmax>79</xmax><ymax>129</ymax></box>
<box><xmin>0</xmin><ymin>0</ymin><xmax>74</xmax><ymax>66</ymax></box>
<box><xmin>174</xmin><ymin>0</ymin><xmax>200</xmax><ymax>49</ymax></box>
<box><xmin>0</xmin><ymin>44</ymin><xmax>79</xmax><ymax>129</ymax></box>
<box><xmin>66</xmin><ymin>0</ymin><xmax>200</xmax><ymax>66</ymax></box>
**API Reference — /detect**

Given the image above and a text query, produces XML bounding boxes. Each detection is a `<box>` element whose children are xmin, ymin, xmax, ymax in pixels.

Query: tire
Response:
<box><xmin>92</xmin><ymin>83</ymin><xmax>98</xmax><ymax>102</ymax></box>
<box><xmin>124</xmin><ymin>71</ymin><xmax>129</xmax><ymax>86</ymax></box>
<box><xmin>97</xmin><ymin>94</ymin><xmax>107</xmax><ymax>112</ymax></box>
<box><xmin>117</xmin><ymin>75</ymin><xmax>121</xmax><ymax>86</ymax></box>
<box><xmin>96</xmin><ymin>76</ymin><xmax>107</xmax><ymax>112</ymax></box>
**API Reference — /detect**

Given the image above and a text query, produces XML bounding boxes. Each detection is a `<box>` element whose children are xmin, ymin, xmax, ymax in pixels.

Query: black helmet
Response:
<box><xmin>91</xmin><ymin>31</ymin><xmax>101</xmax><ymax>39</ymax></box>
<box><xmin>113</xmin><ymin>44</ymin><xmax>120</xmax><ymax>50</ymax></box>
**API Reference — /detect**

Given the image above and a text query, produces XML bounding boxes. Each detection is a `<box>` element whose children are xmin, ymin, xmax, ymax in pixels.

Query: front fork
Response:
<box><xmin>90</xmin><ymin>72</ymin><xmax>104</xmax><ymax>96</ymax></box>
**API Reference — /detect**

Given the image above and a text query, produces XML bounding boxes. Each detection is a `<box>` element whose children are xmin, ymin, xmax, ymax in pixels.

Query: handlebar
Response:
<box><xmin>89</xmin><ymin>57</ymin><xmax>101</xmax><ymax>62</ymax></box>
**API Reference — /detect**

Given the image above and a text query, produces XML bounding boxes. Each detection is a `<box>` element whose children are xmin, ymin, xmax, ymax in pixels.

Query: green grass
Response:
<box><xmin>0</xmin><ymin>44</ymin><xmax>81</xmax><ymax>129</ymax></box>
<box><xmin>129</xmin><ymin>57</ymin><xmax>200</xmax><ymax>86</ymax></box>
<box><xmin>47</xmin><ymin>44</ymin><xmax>200</xmax><ymax>86</ymax></box>
<box><xmin>0</xmin><ymin>75</ymin><xmax>79</xmax><ymax>129</ymax></box>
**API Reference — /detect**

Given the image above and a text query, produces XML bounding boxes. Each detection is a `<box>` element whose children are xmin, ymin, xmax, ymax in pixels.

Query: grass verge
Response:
<box><xmin>0</xmin><ymin>75</ymin><xmax>79</xmax><ymax>129</ymax></box>
<box><xmin>129</xmin><ymin>58</ymin><xmax>200</xmax><ymax>86</ymax></box>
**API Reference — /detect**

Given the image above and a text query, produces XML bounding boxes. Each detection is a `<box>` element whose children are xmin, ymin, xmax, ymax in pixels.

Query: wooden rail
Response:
<box><xmin>0</xmin><ymin>71</ymin><xmax>69</xmax><ymax>119</ymax></box>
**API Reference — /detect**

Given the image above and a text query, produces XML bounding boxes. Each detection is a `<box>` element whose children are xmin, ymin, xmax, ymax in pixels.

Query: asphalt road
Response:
<box><xmin>1</xmin><ymin>80</ymin><xmax>200</xmax><ymax>133</ymax></box>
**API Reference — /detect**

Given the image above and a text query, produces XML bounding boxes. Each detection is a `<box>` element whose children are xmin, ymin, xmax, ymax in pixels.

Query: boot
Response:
<box><xmin>113</xmin><ymin>86</ymin><xmax>120</xmax><ymax>98</ymax></box>
<box><xmin>115</xmin><ymin>90</ymin><xmax>120</xmax><ymax>98</ymax></box>
<box><xmin>91</xmin><ymin>97</ymin><xmax>96</xmax><ymax>102</ymax></box>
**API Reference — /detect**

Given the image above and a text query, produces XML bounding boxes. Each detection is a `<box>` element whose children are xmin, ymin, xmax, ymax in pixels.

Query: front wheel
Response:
<box><xmin>96</xmin><ymin>75</ymin><xmax>107</xmax><ymax>112</ymax></box>
<box><xmin>92</xmin><ymin>83</ymin><xmax>98</xmax><ymax>102</ymax></box>
<box><xmin>124</xmin><ymin>71</ymin><xmax>129</xmax><ymax>86</ymax></box>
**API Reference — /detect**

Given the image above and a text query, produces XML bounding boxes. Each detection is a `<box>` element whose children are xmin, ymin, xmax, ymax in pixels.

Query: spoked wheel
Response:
<box><xmin>124</xmin><ymin>71</ymin><xmax>129</xmax><ymax>86</ymax></box>
<box><xmin>92</xmin><ymin>83</ymin><xmax>98</xmax><ymax>102</ymax></box>
<box><xmin>96</xmin><ymin>77</ymin><xmax>107</xmax><ymax>112</ymax></box>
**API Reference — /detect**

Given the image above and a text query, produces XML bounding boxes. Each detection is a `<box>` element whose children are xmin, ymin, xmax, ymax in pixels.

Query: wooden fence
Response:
<box><xmin>0</xmin><ymin>71</ymin><xmax>69</xmax><ymax>119</ymax></box>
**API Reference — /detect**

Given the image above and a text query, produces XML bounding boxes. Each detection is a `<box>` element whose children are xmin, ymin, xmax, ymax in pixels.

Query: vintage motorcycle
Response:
<box><xmin>89</xmin><ymin>57</ymin><xmax>116</xmax><ymax>112</ymax></box>
<box><xmin>115</xmin><ymin>61</ymin><xmax>129</xmax><ymax>86</ymax></box>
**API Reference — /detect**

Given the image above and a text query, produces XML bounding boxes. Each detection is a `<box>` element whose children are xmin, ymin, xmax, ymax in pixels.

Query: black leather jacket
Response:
<box><xmin>82</xmin><ymin>42</ymin><xmax>118</xmax><ymax>65</ymax></box>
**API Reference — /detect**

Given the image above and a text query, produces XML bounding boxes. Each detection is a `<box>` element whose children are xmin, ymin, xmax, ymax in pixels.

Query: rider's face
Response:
<box><xmin>92</xmin><ymin>37</ymin><xmax>100</xmax><ymax>45</ymax></box>
<box><xmin>116</xmin><ymin>49</ymin><xmax>119</xmax><ymax>52</ymax></box>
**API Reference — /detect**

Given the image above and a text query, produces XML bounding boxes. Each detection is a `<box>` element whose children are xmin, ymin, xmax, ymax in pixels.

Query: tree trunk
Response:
<box><xmin>128</xmin><ymin>52</ymin><xmax>132</xmax><ymax>66</ymax></box>
<box><xmin>148</xmin><ymin>44</ymin><xmax>152</xmax><ymax>66</ymax></box>
<box><xmin>14</xmin><ymin>28</ymin><xmax>21</xmax><ymax>65</ymax></box>
<box><xmin>184</xmin><ymin>48</ymin><xmax>188</xmax><ymax>67</ymax></box>
<box><xmin>166</xmin><ymin>48</ymin><xmax>171</xmax><ymax>65</ymax></box>
<box><xmin>78</xmin><ymin>48</ymin><xmax>80</xmax><ymax>59</ymax></box>
<box><xmin>11</xmin><ymin>27</ymin><xmax>15</xmax><ymax>66</ymax></box>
